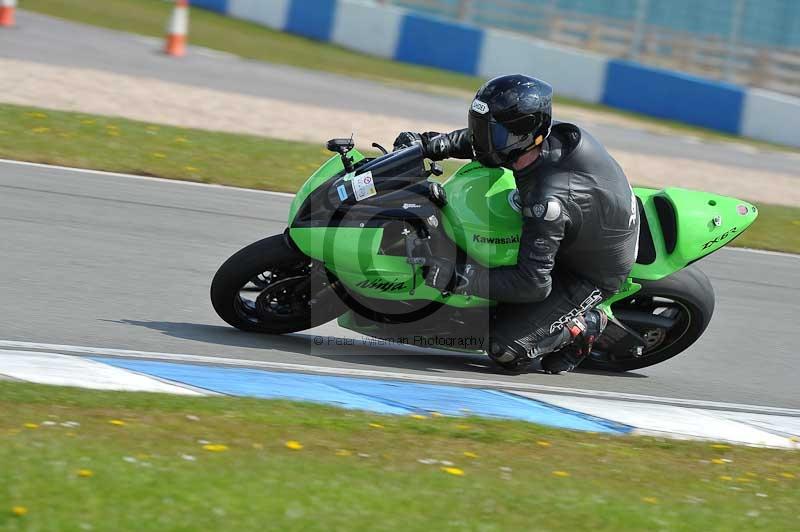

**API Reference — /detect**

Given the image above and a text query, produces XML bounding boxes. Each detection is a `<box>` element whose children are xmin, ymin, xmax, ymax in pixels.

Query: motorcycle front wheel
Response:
<box><xmin>210</xmin><ymin>234</ymin><xmax>343</xmax><ymax>334</ymax></box>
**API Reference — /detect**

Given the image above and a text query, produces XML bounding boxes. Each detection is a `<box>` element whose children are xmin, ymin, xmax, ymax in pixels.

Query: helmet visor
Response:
<box><xmin>469</xmin><ymin>113</ymin><xmax>534</xmax><ymax>168</ymax></box>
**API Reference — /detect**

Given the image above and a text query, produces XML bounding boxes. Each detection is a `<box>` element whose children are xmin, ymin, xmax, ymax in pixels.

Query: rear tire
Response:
<box><xmin>582</xmin><ymin>265</ymin><xmax>715</xmax><ymax>372</ymax></box>
<box><xmin>210</xmin><ymin>235</ymin><xmax>342</xmax><ymax>334</ymax></box>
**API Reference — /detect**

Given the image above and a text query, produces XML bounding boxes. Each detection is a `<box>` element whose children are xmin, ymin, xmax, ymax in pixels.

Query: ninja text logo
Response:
<box><xmin>356</xmin><ymin>278</ymin><xmax>408</xmax><ymax>293</ymax></box>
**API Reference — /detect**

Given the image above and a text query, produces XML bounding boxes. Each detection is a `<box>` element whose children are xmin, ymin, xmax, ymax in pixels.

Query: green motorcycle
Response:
<box><xmin>211</xmin><ymin>138</ymin><xmax>758</xmax><ymax>372</ymax></box>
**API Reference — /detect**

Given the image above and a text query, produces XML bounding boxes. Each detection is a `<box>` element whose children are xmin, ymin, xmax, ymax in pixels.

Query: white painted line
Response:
<box><xmin>515</xmin><ymin>391</ymin><xmax>797</xmax><ymax>449</ymax></box>
<box><xmin>2</xmin><ymin>339</ymin><xmax>798</xmax><ymax>416</ymax></box>
<box><xmin>1</xmin><ymin>158</ymin><xmax>797</xmax><ymax>258</ymax></box>
<box><xmin>0</xmin><ymin>349</ymin><xmax>205</xmax><ymax>395</ymax></box>
<box><xmin>0</xmin><ymin>158</ymin><xmax>296</xmax><ymax>198</ymax></box>
<box><xmin>726</xmin><ymin>246</ymin><xmax>800</xmax><ymax>259</ymax></box>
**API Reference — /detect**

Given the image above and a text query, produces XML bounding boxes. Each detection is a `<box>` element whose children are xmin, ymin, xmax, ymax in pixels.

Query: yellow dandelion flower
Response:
<box><xmin>536</xmin><ymin>441</ymin><xmax>552</xmax><ymax>447</ymax></box>
<box><xmin>552</xmin><ymin>471</ymin><xmax>570</xmax><ymax>477</ymax></box>
<box><xmin>780</xmin><ymin>472</ymin><xmax>796</xmax><ymax>479</ymax></box>
<box><xmin>463</xmin><ymin>451</ymin><xmax>479</xmax><ymax>459</ymax></box>
<box><xmin>107</xmin><ymin>131</ymin><xmax>120</xmax><ymax>136</ymax></box>
<box><xmin>66</xmin><ymin>432</ymin><xmax>76</xmax><ymax>437</ymax></box>
<box><xmin>430</xmin><ymin>412</ymin><xmax>444</xmax><ymax>417</ymax></box>
<box><xmin>184</xmin><ymin>166</ymin><xmax>199</xmax><ymax>172</ymax></box>
<box><xmin>719</xmin><ymin>475</ymin><xmax>733</xmax><ymax>481</ymax></box>
<box><xmin>77</xmin><ymin>469</ymin><xmax>94</xmax><ymax>478</ymax></box>
<box><xmin>11</xmin><ymin>506</ymin><xmax>28</xmax><ymax>517</ymax></box>
<box><xmin>151</xmin><ymin>153</ymin><xmax>166</xmax><ymax>159</ymax></box>
<box><xmin>285</xmin><ymin>441</ymin><xmax>303</xmax><ymax>450</ymax></box>
<box><xmin>252</xmin><ymin>443</ymin><xmax>264</xmax><ymax>450</ymax></box>
<box><xmin>736</xmin><ymin>477</ymin><xmax>752</xmax><ymax>483</ymax></box>
<box><xmin>106</xmin><ymin>124</ymin><xmax>118</xmax><ymax>129</ymax></box>
<box><xmin>746</xmin><ymin>472</ymin><xmax>758</xmax><ymax>477</ymax></box>
<box><xmin>641</xmin><ymin>497</ymin><xmax>658</xmax><ymax>504</ymax></box>
<box><xmin>202</xmin><ymin>444</ymin><xmax>229</xmax><ymax>452</ymax></box>
<box><xmin>410</xmin><ymin>414</ymin><xmax>427</xmax><ymax>420</ymax></box>
<box><xmin>455</xmin><ymin>424</ymin><xmax>472</xmax><ymax>430</ymax></box>
<box><xmin>711</xmin><ymin>444</ymin><xmax>731</xmax><ymax>450</ymax></box>
<box><xmin>441</xmin><ymin>467</ymin><xmax>464</xmax><ymax>476</ymax></box>
<box><xmin>109</xmin><ymin>419</ymin><xmax>126</xmax><ymax>426</ymax></box>
<box><xmin>81</xmin><ymin>119</ymin><xmax>95</xmax><ymax>125</ymax></box>
<box><xmin>23</xmin><ymin>423</ymin><xmax>38</xmax><ymax>429</ymax></box>
<box><xmin>174</xmin><ymin>137</ymin><xmax>189</xmax><ymax>143</ymax></box>
<box><xmin>711</xmin><ymin>458</ymin><xmax>726</xmax><ymax>464</ymax></box>
<box><xmin>368</xmin><ymin>423</ymin><xmax>384</xmax><ymax>429</ymax></box>
<box><xmin>32</xmin><ymin>127</ymin><xmax>49</xmax><ymax>133</ymax></box>
<box><xmin>335</xmin><ymin>449</ymin><xmax>352</xmax><ymax>457</ymax></box>
<box><xmin>766</xmin><ymin>477</ymin><xmax>778</xmax><ymax>482</ymax></box>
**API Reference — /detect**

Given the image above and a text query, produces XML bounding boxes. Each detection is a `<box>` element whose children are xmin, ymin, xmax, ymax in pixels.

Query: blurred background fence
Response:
<box><xmin>378</xmin><ymin>0</ymin><xmax>800</xmax><ymax>97</ymax></box>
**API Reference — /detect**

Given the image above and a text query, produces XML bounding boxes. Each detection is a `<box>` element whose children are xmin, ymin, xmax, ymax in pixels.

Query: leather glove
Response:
<box><xmin>393</xmin><ymin>131</ymin><xmax>452</xmax><ymax>160</ymax></box>
<box><xmin>423</xmin><ymin>258</ymin><xmax>476</xmax><ymax>295</ymax></box>
<box><xmin>393</xmin><ymin>132</ymin><xmax>425</xmax><ymax>151</ymax></box>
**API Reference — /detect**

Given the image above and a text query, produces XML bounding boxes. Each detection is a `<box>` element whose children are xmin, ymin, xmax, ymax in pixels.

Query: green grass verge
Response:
<box><xmin>1</xmin><ymin>381</ymin><xmax>798</xmax><ymax>530</ymax></box>
<box><xmin>2</xmin><ymin>103</ymin><xmax>798</xmax><ymax>254</ymax></box>
<box><xmin>21</xmin><ymin>0</ymin><xmax>797</xmax><ymax>151</ymax></box>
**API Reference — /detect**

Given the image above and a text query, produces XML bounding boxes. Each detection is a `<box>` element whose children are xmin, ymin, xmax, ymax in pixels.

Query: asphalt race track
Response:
<box><xmin>2</xmin><ymin>161</ymin><xmax>798</xmax><ymax>409</ymax></box>
<box><xmin>3</xmin><ymin>10</ymin><xmax>800</xmax><ymax>177</ymax></box>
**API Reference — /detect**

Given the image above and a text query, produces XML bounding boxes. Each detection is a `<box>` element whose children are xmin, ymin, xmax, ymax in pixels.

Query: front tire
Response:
<box><xmin>210</xmin><ymin>235</ymin><xmax>342</xmax><ymax>334</ymax></box>
<box><xmin>583</xmin><ymin>265</ymin><xmax>715</xmax><ymax>372</ymax></box>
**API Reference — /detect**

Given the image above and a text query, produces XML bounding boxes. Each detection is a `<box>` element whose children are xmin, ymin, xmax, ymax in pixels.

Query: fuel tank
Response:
<box><xmin>441</xmin><ymin>162</ymin><xmax>522</xmax><ymax>267</ymax></box>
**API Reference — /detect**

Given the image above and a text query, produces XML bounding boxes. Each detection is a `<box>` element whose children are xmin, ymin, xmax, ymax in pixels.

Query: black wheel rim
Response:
<box><xmin>233</xmin><ymin>263</ymin><xmax>324</xmax><ymax>325</ymax></box>
<box><xmin>589</xmin><ymin>296</ymin><xmax>693</xmax><ymax>365</ymax></box>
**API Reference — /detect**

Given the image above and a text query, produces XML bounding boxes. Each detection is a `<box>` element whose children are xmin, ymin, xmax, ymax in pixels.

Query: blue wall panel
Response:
<box><xmin>395</xmin><ymin>13</ymin><xmax>484</xmax><ymax>75</ymax></box>
<box><xmin>602</xmin><ymin>60</ymin><xmax>744</xmax><ymax>134</ymax></box>
<box><xmin>190</xmin><ymin>0</ymin><xmax>229</xmax><ymax>14</ymax></box>
<box><xmin>285</xmin><ymin>0</ymin><xmax>337</xmax><ymax>41</ymax></box>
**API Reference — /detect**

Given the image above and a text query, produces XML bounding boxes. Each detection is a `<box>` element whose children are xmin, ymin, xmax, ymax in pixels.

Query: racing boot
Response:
<box><xmin>487</xmin><ymin>341</ymin><xmax>530</xmax><ymax>374</ymax></box>
<box><xmin>540</xmin><ymin>309</ymin><xmax>607</xmax><ymax>374</ymax></box>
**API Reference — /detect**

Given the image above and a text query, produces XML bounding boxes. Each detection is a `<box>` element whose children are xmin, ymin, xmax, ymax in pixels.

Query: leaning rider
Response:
<box><xmin>393</xmin><ymin>74</ymin><xmax>640</xmax><ymax>374</ymax></box>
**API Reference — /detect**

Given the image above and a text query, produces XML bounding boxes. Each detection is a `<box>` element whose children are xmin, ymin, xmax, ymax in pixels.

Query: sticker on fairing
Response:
<box><xmin>471</xmin><ymin>99</ymin><xmax>489</xmax><ymax>114</ymax></box>
<box><xmin>353</xmin><ymin>171</ymin><xmax>377</xmax><ymax>201</ymax></box>
<box><xmin>336</xmin><ymin>184</ymin><xmax>348</xmax><ymax>201</ymax></box>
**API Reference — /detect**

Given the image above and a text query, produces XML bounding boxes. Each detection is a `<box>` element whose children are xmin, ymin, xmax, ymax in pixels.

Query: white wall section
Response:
<box><xmin>228</xmin><ymin>0</ymin><xmax>291</xmax><ymax>30</ymax></box>
<box><xmin>740</xmin><ymin>88</ymin><xmax>800</xmax><ymax>148</ymax></box>
<box><xmin>478</xmin><ymin>29</ymin><xmax>608</xmax><ymax>104</ymax></box>
<box><xmin>332</xmin><ymin>0</ymin><xmax>403</xmax><ymax>59</ymax></box>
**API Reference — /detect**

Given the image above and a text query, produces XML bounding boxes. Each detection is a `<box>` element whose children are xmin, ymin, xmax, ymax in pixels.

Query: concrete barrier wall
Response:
<box><xmin>195</xmin><ymin>0</ymin><xmax>800</xmax><ymax>148</ymax></box>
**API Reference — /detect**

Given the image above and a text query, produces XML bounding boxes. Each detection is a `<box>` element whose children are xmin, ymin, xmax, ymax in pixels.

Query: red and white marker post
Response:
<box><xmin>0</xmin><ymin>0</ymin><xmax>17</xmax><ymax>28</ymax></box>
<box><xmin>165</xmin><ymin>0</ymin><xmax>189</xmax><ymax>57</ymax></box>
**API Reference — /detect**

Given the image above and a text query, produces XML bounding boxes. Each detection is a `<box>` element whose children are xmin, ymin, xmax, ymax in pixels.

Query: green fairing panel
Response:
<box><xmin>287</xmin><ymin>150</ymin><xmax>366</xmax><ymax>225</ymax></box>
<box><xmin>631</xmin><ymin>187</ymin><xmax>758</xmax><ymax>280</ymax></box>
<box><xmin>287</xmin><ymin>154</ymin><xmax>757</xmax><ymax>309</ymax></box>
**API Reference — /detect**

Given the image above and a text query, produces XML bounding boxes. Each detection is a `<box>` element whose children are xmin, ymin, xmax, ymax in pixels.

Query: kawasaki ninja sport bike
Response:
<box><xmin>211</xmin><ymin>138</ymin><xmax>758</xmax><ymax>371</ymax></box>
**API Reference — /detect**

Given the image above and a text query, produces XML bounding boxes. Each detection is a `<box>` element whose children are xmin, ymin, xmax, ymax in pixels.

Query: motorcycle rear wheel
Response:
<box><xmin>582</xmin><ymin>265</ymin><xmax>715</xmax><ymax>372</ymax></box>
<box><xmin>210</xmin><ymin>234</ymin><xmax>343</xmax><ymax>334</ymax></box>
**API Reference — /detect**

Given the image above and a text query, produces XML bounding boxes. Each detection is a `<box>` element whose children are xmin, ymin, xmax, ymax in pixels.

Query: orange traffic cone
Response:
<box><xmin>164</xmin><ymin>0</ymin><xmax>189</xmax><ymax>57</ymax></box>
<box><xmin>0</xmin><ymin>0</ymin><xmax>16</xmax><ymax>28</ymax></box>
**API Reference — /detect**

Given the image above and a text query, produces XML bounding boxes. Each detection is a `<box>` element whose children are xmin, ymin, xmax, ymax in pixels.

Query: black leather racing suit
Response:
<box><xmin>433</xmin><ymin>122</ymin><xmax>640</xmax><ymax>358</ymax></box>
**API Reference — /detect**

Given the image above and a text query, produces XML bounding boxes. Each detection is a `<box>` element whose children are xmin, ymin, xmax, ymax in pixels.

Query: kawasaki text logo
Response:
<box><xmin>472</xmin><ymin>234</ymin><xmax>520</xmax><ymax>245</ymax></box>
<box><xmin>356</xmin><ymin>278</ymin><xmax>408</xmax><ymax>293</ymax></box>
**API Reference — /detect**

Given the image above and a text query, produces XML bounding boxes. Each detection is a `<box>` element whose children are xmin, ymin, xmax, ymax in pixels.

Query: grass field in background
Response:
<box><xmin>21</xmin><ymin>0</ymin><xmax>796</xmax><ymax>151</ymax></box>
<box><xmin>2</xmin><ymin>381</ymin><xmax>799</xmax><ymax>530</ymax></box>
<box><xmin>1</xmin><ymin>103</ymin><xmax>798</xmax><ymax>254</ymax></box>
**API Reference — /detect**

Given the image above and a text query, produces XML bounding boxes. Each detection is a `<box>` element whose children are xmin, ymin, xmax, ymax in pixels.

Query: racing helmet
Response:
<box><xmin>468</xmin><ymin>74</ymin><xmax>553</xmax><ymax>168</ymax></box>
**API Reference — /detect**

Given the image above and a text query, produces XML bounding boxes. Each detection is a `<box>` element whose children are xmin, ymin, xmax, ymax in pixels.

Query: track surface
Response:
<box><xmin>3</xmin><ymin>10</ymin><xmax>800</xmax><ymax>176</ymax></box>
<box><xmin>2</xmin><ymin>161</ymin><xmax>798</xmax><ymax>408</ymax></box>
